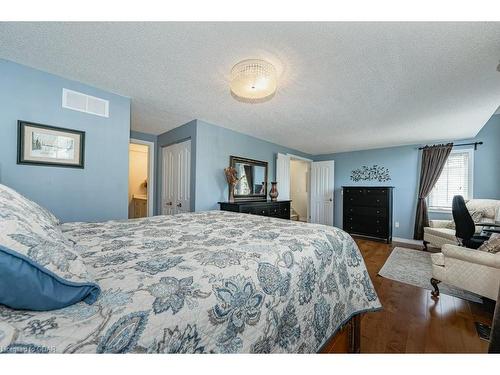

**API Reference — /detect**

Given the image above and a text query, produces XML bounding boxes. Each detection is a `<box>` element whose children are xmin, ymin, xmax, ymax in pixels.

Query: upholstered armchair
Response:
<box><xmin>430</xmin><ymin>244</ymin><xmax>500</xmax><ymax>301</ymax></box>
<box><xmin>423</xmin><ymin>199</ymin><xmax>500</xmax><ymax>250</ymax></box>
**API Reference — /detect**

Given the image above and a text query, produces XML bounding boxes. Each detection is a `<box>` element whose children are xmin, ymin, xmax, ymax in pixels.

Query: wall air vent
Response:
<box><xmin>62</xmin><ymin>88</ymin><xmax>109</xmax><ymax>118</ymax></box>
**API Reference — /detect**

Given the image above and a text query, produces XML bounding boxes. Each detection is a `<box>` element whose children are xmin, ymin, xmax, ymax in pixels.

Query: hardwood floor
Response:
<box><xmin>323</xmin><ymin>238</ymin><xmax>495</xmax><ymax>353</ymax></box>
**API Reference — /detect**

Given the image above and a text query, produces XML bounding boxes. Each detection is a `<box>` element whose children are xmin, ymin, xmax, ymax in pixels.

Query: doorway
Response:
<box><xmin>290</xmin><ymin>159</ymin><xmax>310</xmax><ymax>222</ymax></box>
<box><xmin>161</xmin><ymin>139</ymin><xmax>191</xmax><ymax>215</ymax></box>
<box><xmin>276</xmin><ymin>153</ymin><xmax>334</xmax><ymax>225</ymax></box>
<box><xmin>128</xmin><ymin>139</ymin><xmax>155</xmax><ymax>218</ymax></box>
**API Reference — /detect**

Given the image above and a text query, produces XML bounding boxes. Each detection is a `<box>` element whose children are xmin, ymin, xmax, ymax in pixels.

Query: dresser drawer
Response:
<box><xmin>241</xmin><ymin>205</ymin><xmax>270</xmax><ymax>216</ymax></box>
<box><xmin>344</xmin><ymin>214</ymin><xmax>387</xmax><ymax>227</ymax></box>
<box><xmin>345</xmin><ymin>195</ymin><xmax>386</xmax><ymax>207</ymax></box>
<box><xmin>344</xmin><ymin>215</ymin><xmax>388</xmax><ymax>236</ymax></box>
<box><xmin>344</xmin><ymin>189</ymin><xmax>387</xmax><ymax>207</ymax></box>
<box><xmin>269</xmin><ymin>204</ymin><xmax>281</xmax><ymax>217</ymax></box>
<box><xmin>255</xmin><ymin>206</ymin><xmax>270</xmax><ymax>216</ymax></box>
<box><xmin>344</xmin><ymin>187</ymin><xmax>389</xmax><ymax>194</ymax></box>
<box><xmin>344</xmin><ymin>206</ymin><xmax>387</xmax><ymax>217</ymax></box>
<box><xmin>279</xmin><ymin>202</ymin><xmax>290</xmax><ymax>219</ymax></box>
<box><xmin>345</xmin><ymin>223</ymin><xmax>388</xmax><ymax>238</ymax></box>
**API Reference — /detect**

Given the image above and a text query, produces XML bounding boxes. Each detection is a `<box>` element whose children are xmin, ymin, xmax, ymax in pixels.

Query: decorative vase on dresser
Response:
<box><xmin>342</xmin><ymin>186</ymin><xmax>394</xmax><ymax>243</ymax></box>
<box><xmin>269</xmin><ymin>182</ymin><xmax>279</xmax><ymax>201</ymax></box>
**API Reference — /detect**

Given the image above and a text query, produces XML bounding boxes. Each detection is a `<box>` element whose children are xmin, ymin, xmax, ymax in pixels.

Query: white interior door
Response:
<box><xmin>161</xmin><ymin>140</ymin><xmax>191</xmax><ymax>215</ymax></box>
<box><xmin>310</xmin><ymin>160</ymin><xmax>335</xmax><ymax>225</ymax></box>
<box><xmin>276</xmin><ymin>153</ymin><xmax>291</xmax><ymax>200</ymax></box>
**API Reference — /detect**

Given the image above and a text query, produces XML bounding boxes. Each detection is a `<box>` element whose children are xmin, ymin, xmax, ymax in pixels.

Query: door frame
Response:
<box><xmin>130</xmin><ymin>138</ymin><xmax>155</xmax><ymax>217</ymax></box>
<box><xmin>287</xmin><ymin>153</ymin><xmax>313</xmax><ymax>222</ymax></box>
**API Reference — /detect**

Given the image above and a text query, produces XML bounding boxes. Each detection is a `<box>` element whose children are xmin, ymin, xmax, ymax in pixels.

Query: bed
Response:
<box><xmin>0</xmin><ymin>210</ymin><xmax>381</xmax><ymax>353</ymax></box>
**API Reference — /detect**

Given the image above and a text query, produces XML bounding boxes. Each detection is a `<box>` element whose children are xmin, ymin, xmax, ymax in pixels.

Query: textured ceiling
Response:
<box><xmin>1</xmin><ymin>22</ymin><xmax>499</xmax><ymax>154</ymax></box>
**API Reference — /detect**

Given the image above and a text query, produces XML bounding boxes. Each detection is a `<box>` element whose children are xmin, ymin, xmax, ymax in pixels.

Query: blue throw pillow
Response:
<box><xmin>0</xmin><ymin>183</ymin><xmax>100</xmax><ymax>311</ymax></box>
<box><xmin>0</xmin><ymin>245</ymin><xmax>100</xmax><ymax>311</ymax></box>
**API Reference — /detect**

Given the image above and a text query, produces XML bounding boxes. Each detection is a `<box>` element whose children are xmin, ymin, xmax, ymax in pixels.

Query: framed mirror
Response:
<box><xmin>230</xmin><ymin>155</ymin><xmax>268</xmax><ymax>201</ymax></box>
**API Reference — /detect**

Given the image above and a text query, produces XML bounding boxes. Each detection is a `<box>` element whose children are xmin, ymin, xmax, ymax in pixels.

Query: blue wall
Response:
<box><xmin>313</xmin><ymin>114</ymin><xmax>500</xmax><ymax>239</ymax></box>
<box><xmin>195</xmin><ymin>120</ymin><xmax>311</xmax><ymax>211</ymax></box>
<box><xmin>461</xmin><ymin>115</ymin><xmax>500</xmax><ymax>199</ymax></box>
<box><xmin>0</xmin><ymin>60</ymin><xmax>131</xmax><ymax>223</ymax></box>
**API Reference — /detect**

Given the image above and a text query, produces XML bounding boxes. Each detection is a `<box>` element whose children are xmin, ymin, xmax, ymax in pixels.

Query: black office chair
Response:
<box><xmin>452</xmin><ymin>195</ymin><xmax>490</xmax><ymax>249</ymax></box>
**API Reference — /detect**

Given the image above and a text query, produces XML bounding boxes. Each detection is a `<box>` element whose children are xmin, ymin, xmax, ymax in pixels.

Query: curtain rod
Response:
<box><xmin>418</xmin><ymin>141</ymin><xmax>483</xmax><ymax>150</ymax></box>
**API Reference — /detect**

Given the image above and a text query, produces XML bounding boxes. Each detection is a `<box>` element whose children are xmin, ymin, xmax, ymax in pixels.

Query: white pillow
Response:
<box><xmin>0</xmin><ymin>183</ymin><xmax>59</xmax><ymax>226</ymax></box>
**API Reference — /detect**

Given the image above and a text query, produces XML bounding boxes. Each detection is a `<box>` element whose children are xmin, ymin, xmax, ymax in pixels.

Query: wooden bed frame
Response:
<box><xmin>319</xmin><ymin>314</ymin><xmax>361</xmax><ymax>353</ymax></box>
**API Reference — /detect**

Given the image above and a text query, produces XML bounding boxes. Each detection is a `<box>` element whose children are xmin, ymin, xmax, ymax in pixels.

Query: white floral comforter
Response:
<box><xmin>0</xmin><ymin>211</ymin><xmax>381</xmax><ymax>353</ymax></box>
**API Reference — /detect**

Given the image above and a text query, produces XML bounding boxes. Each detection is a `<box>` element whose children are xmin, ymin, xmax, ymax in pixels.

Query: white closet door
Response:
<box><xmin>310</xmin><ymin>160</ymin><xmax>335</xmax><ymax>225</ymax></box>
<box><xmin>276</xmin><ymin>153</ymin><xmax>291</xmax><ymax>200</ymax></box>
<box><xmin>161</xmin><ymin>140</ymin><xmax>191</xmax><ymax>215</ymax></box>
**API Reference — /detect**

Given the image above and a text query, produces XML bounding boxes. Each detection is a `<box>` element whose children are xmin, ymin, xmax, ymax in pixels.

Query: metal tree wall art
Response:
<box><xmin>350</xmin><ymin>165</ymin><xmax>391</xmax><ymax>182</ymax></box>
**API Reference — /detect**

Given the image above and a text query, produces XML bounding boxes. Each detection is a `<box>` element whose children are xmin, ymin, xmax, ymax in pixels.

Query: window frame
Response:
<box><xmin>427</xmin><ymin>147</ymin><xmax>474</xmax><ymax>213</ymax></box>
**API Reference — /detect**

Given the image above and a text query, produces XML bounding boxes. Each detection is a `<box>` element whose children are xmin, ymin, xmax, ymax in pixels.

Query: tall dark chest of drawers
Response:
<box><xmin>342</xmin><ymin>186</ymin><xmax>393</xmax><ymax>243</ymax></box>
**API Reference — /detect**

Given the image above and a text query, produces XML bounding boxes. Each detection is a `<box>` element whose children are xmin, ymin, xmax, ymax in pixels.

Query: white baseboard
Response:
<box><xmin>392</xmin><ymin>237</ymin><xmax>424</xmax><ymax>246</ymax></box>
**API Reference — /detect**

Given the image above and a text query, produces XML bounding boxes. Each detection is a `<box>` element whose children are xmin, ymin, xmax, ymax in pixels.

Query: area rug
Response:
<box><xmin>378</xmin><ymin>247</ymin><xmax>482</xmax><ymax>303</ymax></box>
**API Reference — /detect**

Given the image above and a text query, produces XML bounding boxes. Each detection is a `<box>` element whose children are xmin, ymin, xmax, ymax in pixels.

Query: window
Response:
<box><xmin>428</xmin><ymin>148</ymin><xmax>473</xmax><ymax>211</ymax></box>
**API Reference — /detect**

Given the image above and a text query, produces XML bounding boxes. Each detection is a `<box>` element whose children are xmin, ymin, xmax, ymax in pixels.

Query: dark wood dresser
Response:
<box><xmin>342</xmin><ymin>186</ymin><xmax>393</xmax><ymax>243</ymax></box>
<box><xmin>218</xmin><ymin>200</ymin><xmax>291</xmax><ymax>220</ymax></box>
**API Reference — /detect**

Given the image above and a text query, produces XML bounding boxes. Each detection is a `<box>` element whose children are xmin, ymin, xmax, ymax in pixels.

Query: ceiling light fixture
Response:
<box><xmin>230</xmin><ymin>59</ymin><xmax>277</xmax><ymax>103</ymax></box>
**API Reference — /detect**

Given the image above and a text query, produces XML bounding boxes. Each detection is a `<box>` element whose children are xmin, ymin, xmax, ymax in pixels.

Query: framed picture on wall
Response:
<box><xmin>17</xmin><ymin>120</ymin><xmax>85</xmax><ymax>168</ymax></box>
